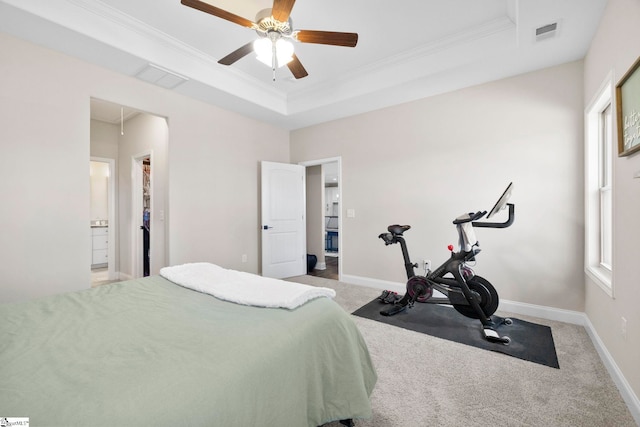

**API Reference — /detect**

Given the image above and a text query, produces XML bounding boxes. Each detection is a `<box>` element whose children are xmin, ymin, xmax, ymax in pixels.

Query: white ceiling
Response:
<box><xmin>0</xmin><ymin>0</ymin><xmax>607</xmax><ymax>130</ymax></box>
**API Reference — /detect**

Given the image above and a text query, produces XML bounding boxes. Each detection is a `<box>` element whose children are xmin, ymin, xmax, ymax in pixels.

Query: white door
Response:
<box><xmin>261</xmin><ymin>161</ymin><xmax>306</xmax><ymax>279</ymax></box>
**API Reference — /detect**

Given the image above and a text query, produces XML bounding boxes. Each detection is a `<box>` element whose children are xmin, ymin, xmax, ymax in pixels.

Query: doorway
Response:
<box><xmin>132</xmin><ymin>153</ymin><xmax>152</xmax><ymax>277</ymax></box>
<box><xmin>300</xmin><ymin>158</ymin><xmax>341</xmax><ymax>281</ymax></box>
<box><xmin>90</xmin><ymin>98</ymin><xmax>168</xmax><ymax>282</ymax></box>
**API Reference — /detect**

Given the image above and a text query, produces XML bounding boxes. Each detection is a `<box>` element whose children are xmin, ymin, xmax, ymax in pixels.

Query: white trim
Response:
<box><xmin>341</xmin><ymin>274</ymin><xmax>405</xmax><ymax>294</ymax></box>
<box><xmin>286</xmin><ymin>16</ymin><xmax>515</xmax><ymax>108</ymax></box>
<box><xmin>586</xmin><ymin>266</ymin><xmax>613</xmax><ymax>297</ymax></box>
<box><xmin>3</xmin><ymin>0</ymin><xmax>513</xmax><ymax>121</ymax></box>
<box><xmin>342</xmin><ymin>273</ymin><xmax>585</xmax><ymax>324</ymax></box>
<box><xmin>498</xmin><ymin>299</ymin><xmax>586</xmax><ymax>325</ymax></box>
<box><xmin>315</xmin><ymin>262</ymin><xmax>327</xmax><ymax>271</ymax></box>
<box><xmin>583</xmin><ymin>317</ymin><xmax>640</xmax><ymax>426</ymax></box>
<box><xmin>341</xmin><ymin>272</ymin><xmax>640</xmax><ymax>424</ymax></box>
<box><xmin>584</xmin><ymin>71</ymin><xmax>615</xmax><ymax>298</ymax></box>
<box><xmin>342</xmin><ymin>275</ymin><xmax>586</xmax><ymax>326</ymax></box>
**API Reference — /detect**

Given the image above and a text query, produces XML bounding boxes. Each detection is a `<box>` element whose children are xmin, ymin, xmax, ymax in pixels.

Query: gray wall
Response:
<box><xmin>583</xmin><ymin>0</ymin><xmax>640</xmax><ymax>409</ymax></box>
<box><xmin>0</xmin><ymin>32</ymin><xmax>289</xmax><ymax>302</ymax></box>
<box><xmin>291</xmin><ymin>60</ymin><xmax>585</xmax><ymax>312</ymax></box>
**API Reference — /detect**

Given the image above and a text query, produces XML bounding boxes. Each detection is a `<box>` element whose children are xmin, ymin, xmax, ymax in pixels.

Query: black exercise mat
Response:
<box><xmin>353</xmin><ymin>298</ymin><xmax>559</xmax><ymax>369</ymax></box>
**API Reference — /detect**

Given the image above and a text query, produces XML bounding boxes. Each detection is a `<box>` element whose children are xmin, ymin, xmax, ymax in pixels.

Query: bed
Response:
<box><xmin>0</xmin><ymin>264</ymin><xmax>377</xmax><ymax>426</ymax></box>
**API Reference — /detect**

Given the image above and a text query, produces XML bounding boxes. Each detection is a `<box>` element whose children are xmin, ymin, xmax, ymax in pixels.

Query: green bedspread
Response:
<box><xmin>0</xmin><ymin>276</ymin><xmax>376</xmax><ymax>426</ymax></box>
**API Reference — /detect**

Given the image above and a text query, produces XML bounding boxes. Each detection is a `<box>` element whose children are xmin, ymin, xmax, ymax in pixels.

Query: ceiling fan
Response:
<box><xmin>181</xmin><ymin>0</ymin><xmax>358</xmax><ymax>80</ymax></box>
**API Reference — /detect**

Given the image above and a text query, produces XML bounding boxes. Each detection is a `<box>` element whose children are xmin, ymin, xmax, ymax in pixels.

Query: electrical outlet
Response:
<box><xmin>241</xmin><ymin>254</ymin><xmax>247</xmax><ymax>263</ymax></box>
<box><xmin>621</xmin><ymin>317</ymin><xmax>627</xmax><ymax>341</ymax></box>
<box><xmin>423</xmin><ymin>259</ymin><xmax>431</xmax><ymax>272</ymax></box>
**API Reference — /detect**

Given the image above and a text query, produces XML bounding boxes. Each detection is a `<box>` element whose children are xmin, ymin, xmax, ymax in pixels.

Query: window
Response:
<box><xmin>585</xmin><ymin>74</ymin><xmax>614</xmax><ymax>295</ymax></box>
<box><xmin>599</xmin><ymin>104</ymin><xmax>613</xmax><ymax>270</ymax></box>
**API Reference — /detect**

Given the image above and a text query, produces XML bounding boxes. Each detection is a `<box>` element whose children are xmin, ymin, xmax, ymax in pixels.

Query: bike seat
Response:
<box><xmin>388</xmin><ymin>224</ymin><xmax>411</xmax><ymax>235</ymax></box>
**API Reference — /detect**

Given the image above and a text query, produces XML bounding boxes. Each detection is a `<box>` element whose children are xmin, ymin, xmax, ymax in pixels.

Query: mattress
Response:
<box><xmin>0</xmin><ymin>275</ymin><xmax>376</xmax><ymax>426</ymax></box>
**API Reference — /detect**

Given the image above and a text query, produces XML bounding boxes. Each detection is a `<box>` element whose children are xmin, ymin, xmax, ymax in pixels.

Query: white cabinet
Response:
<box><xmin>324</xmin><ymin>186</ymin><xmax>339</xmax><ymax>253</ymax></box>
<box><xmin>91</xmin><ymin>227</ymin><xmax>108</xmax><ymax>267</ymax></box>
<box><xmin>326</xmin><ymin>187</ymin><xmax>339</xmax><ymax>203</ymax></box>
<box><xmin>325</xmin><ymin>187</ymin><xmax>339</xmax><ymax>216</ymax></box>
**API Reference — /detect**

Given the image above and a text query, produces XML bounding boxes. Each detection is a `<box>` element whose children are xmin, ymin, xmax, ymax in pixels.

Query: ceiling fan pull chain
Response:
<box><xmin>271</xmin><ymin>39</ymin><xmax>277</xmax><ymax>81</ymax></box>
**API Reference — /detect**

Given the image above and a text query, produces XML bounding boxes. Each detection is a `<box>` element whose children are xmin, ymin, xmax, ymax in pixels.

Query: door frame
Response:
<box><xmin>131</xmin><ymin>150</ymin><xmax>153</xmax><ymax>278</ymax></box>
<box><xmin>298</xmin><ymin>157</ymin><xmax>343</xmax><ymax>281</ymax></box>
<box><xmin>90</xmin><ymin>156</ymin><xmax>117</xmax><ymax>280</ymax></box>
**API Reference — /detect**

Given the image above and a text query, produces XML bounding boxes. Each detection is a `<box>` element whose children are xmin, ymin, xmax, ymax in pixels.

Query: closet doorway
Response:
<box><xmin>132</xmin><ymin>153</ymin><xmax>151</xmax><ymax>277</ymax></box>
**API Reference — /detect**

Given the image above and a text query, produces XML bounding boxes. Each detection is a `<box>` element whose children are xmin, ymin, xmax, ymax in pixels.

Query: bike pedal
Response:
<box><xmin>483</xmin><ymin>328</ymin><xmax>510</xmax><ymax>345</ymax></box>
<box><xmin>380</xmin><ymin>303</ymin><xmax>407</xmax><ymax>316</ymax></box>
<box><xmin>377</xmin><ymin>290</ymin><xmax>391</xmax><ymax>302</ymax></box>
<box><xmin>383</xmin><ymin>291</ymin><xmax>400</xmax><ymax>304</ymax></box>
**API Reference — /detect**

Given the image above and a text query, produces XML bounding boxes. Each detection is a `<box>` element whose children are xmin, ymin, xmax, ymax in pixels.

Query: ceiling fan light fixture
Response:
<box><xmin>253</xmin><ymin>37</ymin><xmax>272</xmax><ymax>66</ymax></box>
<box><xmin>181</xmin><ymin>0</ymin><xmax>357</xmax><ymax>80</ymax></box>
<box><xmin>275</xmin><ymin>38</ymin><xmax>294</xmax><ymax>66</ymax></box>
<box><xmin>253</xmin><ymin>37</ymin><xmax>294</xmax><ymax>68</ymax></box>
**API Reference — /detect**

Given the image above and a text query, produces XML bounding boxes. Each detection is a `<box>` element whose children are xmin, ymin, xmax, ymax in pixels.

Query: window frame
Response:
<box><xmin>584</xmin><ymin>72</ymin><xmax>615</xmax><ymax>296</ymax></box>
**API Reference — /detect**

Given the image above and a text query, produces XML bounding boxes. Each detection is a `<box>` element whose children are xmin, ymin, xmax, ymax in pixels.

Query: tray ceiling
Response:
<box><xmin>0</xmin><ymin>0</ymin><xmax>607</xmax><ymax>129</ymax></box>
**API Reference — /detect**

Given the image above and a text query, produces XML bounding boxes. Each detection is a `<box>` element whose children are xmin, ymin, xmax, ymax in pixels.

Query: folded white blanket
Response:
<box><xmin>159</xmin><ymin>262</ymin><xmax>336</xmax><ymax>310</ymax></box>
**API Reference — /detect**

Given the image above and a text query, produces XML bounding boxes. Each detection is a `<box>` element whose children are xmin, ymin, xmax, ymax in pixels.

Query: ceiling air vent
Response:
<box><xmin>135</xmin><ymin>64</ymin><xmax>188</xmax><ymax>89</ymax></box>
<box><xmin>535</xmin><ymin>22</ymin><xmax>558</xmax><ymax>42</ymax></box>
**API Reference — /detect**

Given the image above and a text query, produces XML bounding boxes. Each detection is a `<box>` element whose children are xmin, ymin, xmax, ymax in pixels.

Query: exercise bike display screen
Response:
<box><xmin>487</xmin><ymin>182</ymin><xmax>513</xmax><ymax>219</ymax></box>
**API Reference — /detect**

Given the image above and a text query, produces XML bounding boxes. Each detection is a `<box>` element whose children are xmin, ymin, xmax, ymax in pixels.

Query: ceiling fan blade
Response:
<box><xmin>295</xmin><ymin>30</ymin><xmax>358</xmax><ymax>47</ymax></box>
<box><xmin>287</xmin><ymin>54</ymin><xmax>308</xmax><ymax>79</ymax></box>
<box><xmin>218</xmin><ymin>42</ymin><xmax>255</xmax><ymax>66</ymax></box>
<box><xmin>272</xmin><ymin>0</ymin><xmax>296</xmax><ymax>23</ymax></box>
<box><xmin>181</xmin><ymin>0</ymin><xmax>254</xmax><ymax>28</ymax></box>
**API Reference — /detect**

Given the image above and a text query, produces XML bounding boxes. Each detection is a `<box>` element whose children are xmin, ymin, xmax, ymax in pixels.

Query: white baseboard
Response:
<box><xmin>340</xmin><ymin>274</ymin><xmax>405</xmax><ymax>293</ymax></box>
<box><xmin>340</xmin><ymin>273</ymin><xmax>640</xmax><ymax>424</ymax></box>
<box><xmin>498</xmin><ymin>299</ymin><xmax>586</xmax><ymax>325</ymax></box>
<box><xmin>315</xmin><ymin>262</ymin><xmax>327</xmax><ymax>271</ymax></box>
<box><xmin>583</xmin><ymin>316</ymin><xmax>640</xmax><ymax>426</ymax></box>
<box><xmin>341</xmin><ymin>274</ymin><xmax>586</xmax><ymax>323</ymax></box>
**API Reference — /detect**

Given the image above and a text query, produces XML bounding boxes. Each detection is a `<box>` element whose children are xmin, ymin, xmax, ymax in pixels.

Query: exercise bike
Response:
<box><xmin>377</xmin><ymin>183</ymin><xmax>515</xmax><ymax>344</ymax></box>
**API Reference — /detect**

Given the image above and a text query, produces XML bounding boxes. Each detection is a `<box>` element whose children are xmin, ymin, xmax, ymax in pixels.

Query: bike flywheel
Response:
<box><xmin>407</xmin><ymin>276</ymin><xmax>433</xmax><ymax>303</ymax></box>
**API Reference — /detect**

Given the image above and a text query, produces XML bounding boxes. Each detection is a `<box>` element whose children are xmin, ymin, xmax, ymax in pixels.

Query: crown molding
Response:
<box><xmin>1</xmin><ymin>0</ymin><xmax>603</xmax><ymax>130</ymax></box>
<box><xmin>286</xmin><ymin>16</ymin><xmax>516</xmax><ymax>114</ymax></box>
<box><xmin>3</xmin><ymin>0</ymin><xmax>516</xmax><ymax>120</ymax></box>
<box><xmin>2</xmin><ymin>0</ymin><xmax>288</xmax><ymax>114</ymax></box>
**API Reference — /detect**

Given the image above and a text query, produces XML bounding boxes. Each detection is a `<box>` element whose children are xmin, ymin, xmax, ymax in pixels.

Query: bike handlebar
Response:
<box><xmin>453</xmin><ymin>210</ymin><xmax>487</xmax><ymax>225</ymax></box>
<box><xmin>472</xmin><ymin>203</ymin><xmax>515</xmax><ymax>228</ymax></box>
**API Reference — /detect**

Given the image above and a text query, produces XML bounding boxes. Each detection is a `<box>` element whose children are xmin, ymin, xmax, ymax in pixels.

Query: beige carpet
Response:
<box><xmin>288</xmin><ymin>275</ymin><xmax>637</xmax><ymax>427</ymax></box>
